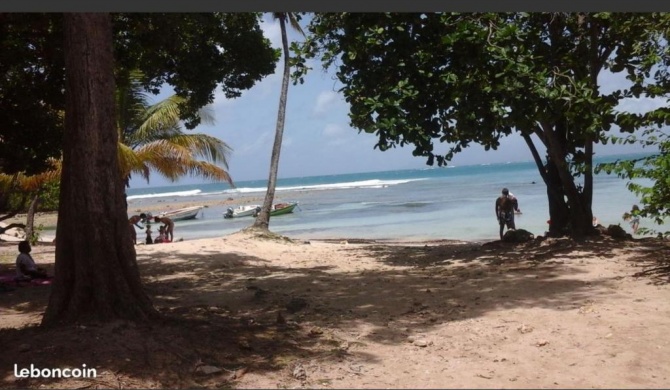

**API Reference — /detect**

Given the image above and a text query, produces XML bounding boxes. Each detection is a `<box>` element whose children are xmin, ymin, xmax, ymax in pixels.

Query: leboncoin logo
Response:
<box><xmin>14</xmin><ymin>364</ymin><xmax>97</xmax><ymax>378</ymax></box>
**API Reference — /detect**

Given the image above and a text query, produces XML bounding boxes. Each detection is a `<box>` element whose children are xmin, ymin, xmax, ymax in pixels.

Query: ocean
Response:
<box><xmin>126</xmin><ymin>153</ymin><xmax>652</xmax><ymax>242</ymax></box>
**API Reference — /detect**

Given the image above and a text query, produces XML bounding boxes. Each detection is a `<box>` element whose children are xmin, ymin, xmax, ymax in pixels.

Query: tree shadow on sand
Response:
<box><xmin>0</xmin><ymin>235</ymin><xmax>667</xmax><ymax>388</ymax></box>
<box><xmin>621</xmin><ymin>237</ymin><xmax>670</xmax><ymax>285</ymax></box>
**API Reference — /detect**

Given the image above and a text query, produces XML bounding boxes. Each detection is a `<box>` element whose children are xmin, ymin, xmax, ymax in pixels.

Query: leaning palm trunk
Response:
<box><xmin>253</xmin><ymin>16</ymin><xmax>291</xmax><ymax>230</ymax></box>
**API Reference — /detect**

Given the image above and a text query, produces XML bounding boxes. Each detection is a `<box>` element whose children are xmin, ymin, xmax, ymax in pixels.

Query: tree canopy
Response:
<box><xmin>294</xmin><ymin>12</ymin><xmax>670</xmax><ymax>237</ymax></box>
<box><xmin>0</xmin><ymin>13</ymin><xmax>278</xmax><ymax>176</ymax></box>
<box><xmin>0</xmin><ymin>14</ymin><xmax>66</xmax><ymax>175</ymax></box>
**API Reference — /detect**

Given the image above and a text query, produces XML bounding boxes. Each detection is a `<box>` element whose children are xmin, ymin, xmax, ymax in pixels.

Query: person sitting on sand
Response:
<box><xmin>154</xmin><ymin>225</ymin><xmax>167</xmax><ymax>244</ymax></box>
<box><xmin>495</xmin><ymin>187</ymin><xmax>521</xmax><ymax>240</ymax></box>
<box><xmin>128</xmin><ymin>213</ymin><xmax>147</xmax><ymax>245</ymax></box>
<box><xmin>15</xmin><ymin>241</ymin><xmax>48</xmax><ymax>281</ymax></box>
<box><xmin>154</xmin><ymin>216</ymin><xmax>174</xmax><ymax>242</ymax></box>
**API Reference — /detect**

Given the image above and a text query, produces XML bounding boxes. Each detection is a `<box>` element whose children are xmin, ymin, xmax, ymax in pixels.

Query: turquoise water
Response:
<box><xmin>126</xmin><ymin>153</ymin><xmax>652</xmax><ymax>242</ymax></box>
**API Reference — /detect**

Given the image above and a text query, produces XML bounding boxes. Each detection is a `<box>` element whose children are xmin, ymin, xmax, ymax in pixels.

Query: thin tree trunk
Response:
<box><xmin>42</xmin><ymin>13</ymin><xmax>157</xmax><ymax>326</ymax></box>
<box><xmin>583</xmin><ymin>138</ymin><xmax>595</xmax><ymax>228</ymax></box>
<box><xmin>25</xmin><ymin>194</ymin><xmax>40</xmax><ymax>242</ymax></box>
<box><xmin>253</xmin><ymin>16</ymin><xmax>290</xmax><ymax>230</ymax></box>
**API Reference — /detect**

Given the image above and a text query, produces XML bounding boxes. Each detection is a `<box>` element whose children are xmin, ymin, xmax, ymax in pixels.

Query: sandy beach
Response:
<box><xmin>2</xmin><ymin>197</ymin><xmax>249</xmax><ymax>230</ymax></box>
<box><xmin>1</xmin><ymin>230</ymin><xmax>670</xmax><ymax>389</ymax></box>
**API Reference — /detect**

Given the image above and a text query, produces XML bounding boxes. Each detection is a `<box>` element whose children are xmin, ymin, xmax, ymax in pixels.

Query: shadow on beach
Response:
<box><xmin>0</xmin><ymin>234</ymin><xmax>668</xmax><ymax>388</ymax></box>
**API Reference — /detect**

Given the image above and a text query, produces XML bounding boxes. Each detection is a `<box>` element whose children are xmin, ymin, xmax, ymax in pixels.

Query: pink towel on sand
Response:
<box><xmin>0</xmin><ymin>272</ymin><xmax>52</xmax><ymax>286</ymax></box>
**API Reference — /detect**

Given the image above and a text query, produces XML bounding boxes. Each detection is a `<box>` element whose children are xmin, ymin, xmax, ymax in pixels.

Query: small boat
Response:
<box><xmin>224</xmin><ymin>204</ymin><xmax>261</xmax><ymax>219</ymax></box>
<box><xmin>158</xmin><ymin>205</ymin><xmax>204</xmax><ymax>221</ymax></box>
<box><xmin>260</xmin><ymin>202</ymin><xmax>299</xmax><ymax>217</ymax></box>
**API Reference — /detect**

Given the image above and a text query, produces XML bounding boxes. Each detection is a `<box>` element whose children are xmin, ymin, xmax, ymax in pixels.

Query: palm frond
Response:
<box><xmin>272</xmin><ymin>12</ymin><xmax>305</xmax><ymax>37</ymax></box>
<box><xmin>155</xmin><ymin>134</ymin><xmax>232</xmax><ymax>167</ymax></box>
<box><xmin>0</xmin><ymin>158</ymin><xmax>62</xmax><ymax>192</ymax></box>
<box><xmin>116</xmin><ymin>73</ymin><xmax>151</xmax><ymax>144</ymax></box>
<box><xmin>118</xmin><ymin>142</ymin><xmax>151</xmax><ymax>183</ymax></box>
<box><xmin>156</xmin><ymin>159</ymin><xmax>234</xmax><ymax>185</ymax></box>
<box><xmin>199</xmin><ymin>106</ymin><xmax>216</xmax><ymax>126</ymax></box>
<box><xmin>134</xmin><ymin>95</ymin><xmax>185</xmax><ymax>144</ymax></box>
<box><xmin>114</xmin><ymin>69</ymin><xmax>235</xmax><ymax>186</ymax></box>
<box><xmin>133</xmin><ymin>141</ymin><xmax>234</xmax><ymax>186</ymax></box>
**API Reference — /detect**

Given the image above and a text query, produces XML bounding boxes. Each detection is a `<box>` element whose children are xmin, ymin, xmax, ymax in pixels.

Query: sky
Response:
<box><xmin>129</xmin><ymin>14</ymin><xmax>662</xmax><ymax>189</ymax></box>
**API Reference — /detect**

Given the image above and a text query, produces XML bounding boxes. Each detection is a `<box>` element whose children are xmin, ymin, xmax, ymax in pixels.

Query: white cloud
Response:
<box><xmin>236</xmin><ymin>129</ymin><xmax>273</xmax><ymax>156</ymax></box>
<box><xmin>322</xmin><ymin>124</ymin><xmax>353</xmax><ymax>147</ymax></box>
<box><xmin>615</xmin><ymin>96</ymin><xmax>668</xmax><ymax>115</ymax></box>
<box><xmin>322</xmin><ymin>123</ymin><xmax>347</xmax><ymax>138</ymax></box>
<box><xmin>211</xmin><ymin>87</ymin><xmax>237</xmax><ymax>109</ymax></box>
<box><xmin>260</xmin><ymin>15</ymin><xmax>282</xmax><ymax>49</ymax></box>
<box><xmin>313</xmin><ymin>91</ymin><xmax>340</xmax><ymax>117</ymax></box>
<box><xmin>257</xmin><ymin>72</ymin><xmax>283</xmax><ymax>99</ymax></box>
<box><xmin>598</xmin><ymin>70</ymin><xmax>631</xmax><ymax>95</ymax></box>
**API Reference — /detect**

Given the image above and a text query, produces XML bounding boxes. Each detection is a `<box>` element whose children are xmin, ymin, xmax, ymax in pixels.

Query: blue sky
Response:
<box><xmin>129</xmin><ymin>14</ymin><xmax>661</xmax><ymax>189</ymax></box>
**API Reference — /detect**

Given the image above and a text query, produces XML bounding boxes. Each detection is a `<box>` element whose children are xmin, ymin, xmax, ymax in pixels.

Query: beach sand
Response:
<box><xmin>1</xmin><ymin>231</ymin><xmax>670</xmax><ymax>389</ymax></box>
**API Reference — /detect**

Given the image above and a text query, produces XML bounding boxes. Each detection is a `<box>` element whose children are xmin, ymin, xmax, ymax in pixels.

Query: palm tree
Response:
<box><xmin>116</xmin><ymin>71</ymin><xmax>235</xmax><ymax>187</ymax></box>
<box><xmin>0</xmin><ymin>158</ymin><xmax>61</xmax><ymax>238</ymax></box>
<box><xmin>252</xmin><ymin>13</ymin><xmax>304</xmax><ymax>230</ymax></box>
<box><xmin>0</xmin><ymin>72</ymin><xmax>235</xmax><ymax>241</ymax></box>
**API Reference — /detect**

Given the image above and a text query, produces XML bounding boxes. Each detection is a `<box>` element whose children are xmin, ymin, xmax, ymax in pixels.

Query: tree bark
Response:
<box><xmin>25</xmin><ymin>194</ymin><xmax>40</xmax><ymax>242</ymax></box>
<box><xmin>253</xmin><ymin>15</ymin><xmax>290</xmax><ymax>231</ymax></box>
<box><xmin>545</xmin><ymin>157</ymin><xmax>570</xmax><ymax>236</ymax></box>
<box><xmin>42</xmin><ymin>13</ymin><xmax>158</xmax><ymax>326</ymax></box>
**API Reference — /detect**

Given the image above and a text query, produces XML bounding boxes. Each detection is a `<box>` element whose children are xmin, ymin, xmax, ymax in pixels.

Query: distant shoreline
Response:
<box><xmin>3</xmin><ymin>196</ymin><xmax>266</xmax><ymax>229</ymax></box>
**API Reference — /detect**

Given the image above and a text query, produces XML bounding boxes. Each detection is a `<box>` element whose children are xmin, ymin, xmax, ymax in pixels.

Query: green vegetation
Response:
<box><xmin>294</xmin><ymin>12</ymin><xmax>670</xmax><ymax>238</ymax></box>
<box><xmin>117</xmin><ymin>71</ymin><xmax>235</xmax><ymax>186</ymax></box>
<box><xmin>1</xmin><ymin>13</ymin><xmax>278</xmax><ymax>218</ymax></box>
<box><xmin>598</xmin><ymin>130</ymin><xmax>670</xmax><ymax>237</ymax></box>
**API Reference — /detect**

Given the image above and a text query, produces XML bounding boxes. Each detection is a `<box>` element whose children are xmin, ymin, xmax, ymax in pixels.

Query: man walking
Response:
<box><xmin>495</xmin><ymin>188</ymin><xmax>521</xmax><ymax>240</ymax></box>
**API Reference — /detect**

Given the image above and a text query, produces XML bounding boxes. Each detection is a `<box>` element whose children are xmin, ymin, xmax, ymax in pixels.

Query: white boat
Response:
<box><xmin>224</xmin><ymin>205</ymin><xmax>261</xmax><ymax>219</ymax></box>
<box><xmin>158</xmin><ymin>205</ymin><xmax>204</xmax><ymax>221</ymax></box>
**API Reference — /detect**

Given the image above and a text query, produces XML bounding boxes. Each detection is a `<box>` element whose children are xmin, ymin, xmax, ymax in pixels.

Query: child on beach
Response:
<box><xmin>154</xmin><ymin>226</ymin><xmax>167</xmax><ymax>244</ymax></box>
<box><xmin>15</xmin><ymin>241</ymin><xmax>48</xmax><ymax>281</ymax></box>
<box><xmin>145</xmin><ymin>224</ymin><xmax>153</xmax><ymax>245</ymax></box>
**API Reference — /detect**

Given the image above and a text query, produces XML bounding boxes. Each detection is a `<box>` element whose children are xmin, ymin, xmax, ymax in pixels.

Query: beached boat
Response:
<box><xmin>262</xmin><ymin>202</ymin><xmax>299</xmax><ymax>217</ymax></box>
<box><xmin>158</xmin><ymin>205</ymin><xmax>204</xmax><ymax>221</ymax></box>
<box><xmin>223</xmin><ymin>205</ymin><xmax>261</xmax><ymax>219</ymax></box>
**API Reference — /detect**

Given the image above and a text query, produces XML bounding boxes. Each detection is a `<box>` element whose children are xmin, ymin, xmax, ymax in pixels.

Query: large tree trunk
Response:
<box><xmin>545</xmin><ymin>157</ymin><xmax>570</xmax><ymax>236</ymax></box>
<box><xmin>534</xmin><ymin>121</ymin><xmax>594</xmax><ymax>238</ymax></box>
<box><xmin>42</xmin><ymin>13</ymin><xmax>157</xmax><ymax>326</ymax></box>
<box><xmin>253</xmin><ymin>15</ymin><xmax>290</xmax><ymax>231</ymax></box>
<box><xmin>544</xmin><ymin>132</ymin><xmax>593</xmax><ymax>238</ymax></box>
